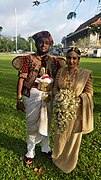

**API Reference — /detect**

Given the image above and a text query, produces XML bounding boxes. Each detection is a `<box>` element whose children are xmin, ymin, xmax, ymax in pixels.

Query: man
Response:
<box><xmin>12</xmin><ymin>31</ymin><xmax>65</xmax><ymax>167</ymax></box>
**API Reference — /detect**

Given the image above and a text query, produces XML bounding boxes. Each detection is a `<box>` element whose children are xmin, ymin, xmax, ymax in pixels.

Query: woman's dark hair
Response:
<box><xmin>66</xmin><ymin>47</ymin><xmax>81</xmax><ymax>56</ymax></box>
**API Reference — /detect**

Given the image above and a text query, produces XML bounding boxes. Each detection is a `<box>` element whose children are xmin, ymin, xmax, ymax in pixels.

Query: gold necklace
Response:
<box><xmin>66</xmin><ymin>68</ymin><xmax>78</xmax><ymax>89</ymax></box>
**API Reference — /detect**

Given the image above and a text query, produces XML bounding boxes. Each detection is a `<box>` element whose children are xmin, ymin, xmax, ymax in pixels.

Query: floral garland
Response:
<box><xmin>53</xmin><ymin>88</ymin><xmax>80</xmax><ymax>134</ymax></box>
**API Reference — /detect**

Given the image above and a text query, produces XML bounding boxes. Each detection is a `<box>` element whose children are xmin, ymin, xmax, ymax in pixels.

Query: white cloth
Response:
<box><xmin>24</xmin><ymin>88</ymin><xmax>50</xmax><ymax>136</ymax></box>
<box><xmin>39</xmin><ymin>100</ymin><xmax>48</xmax><ymax>136</ymax></box>
<box><xmin>35</xmin><ymin>74</ymin><xmax>53</xmax><ymax>84</ymax></box>
<box><xmin>23</xmin><ymin>87</ymin><xmax>52</xmax><ymax>158</ymax></box>
<box><xmin>25</xmin><ymin>134</ymin><xmax>51</xmax><ymax>158</ymax></box>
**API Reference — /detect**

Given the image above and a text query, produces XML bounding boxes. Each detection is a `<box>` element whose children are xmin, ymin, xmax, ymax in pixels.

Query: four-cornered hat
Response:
<box><xmin>32</xmin><ymin>31</ymin><xmax>54</xmax><ymax>45</ymax></box>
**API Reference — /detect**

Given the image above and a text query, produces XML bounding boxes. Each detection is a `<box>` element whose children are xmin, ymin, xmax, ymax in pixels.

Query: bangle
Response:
<box><xmin>17</xmin><ymin>98</ymin><xmax>23</xmax><ymax>102</ymax></box>
<box><xmin>17</xmin><ymin>95</ymin><xmax>22</xmax><ymax>100</ymax></box>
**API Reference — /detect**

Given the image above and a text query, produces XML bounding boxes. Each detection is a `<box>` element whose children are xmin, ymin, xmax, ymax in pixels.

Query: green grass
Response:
<box><xmin>0</xmin><ymin>54</ymin><xmax>101</xmax><ymax>180</ymax></box>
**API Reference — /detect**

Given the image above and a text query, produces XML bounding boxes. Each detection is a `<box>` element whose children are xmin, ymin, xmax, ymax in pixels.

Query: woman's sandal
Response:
<box><xmin>24</xmin><ymin>156</ymin><xmax>33</xmax><ymax>168</ymax></box>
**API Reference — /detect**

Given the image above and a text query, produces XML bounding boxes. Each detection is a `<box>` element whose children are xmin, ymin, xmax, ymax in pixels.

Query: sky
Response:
<box><xmin>0</xmin><ymin>0</ymin><xmax>100</xmax><ymax>44</ymax></box>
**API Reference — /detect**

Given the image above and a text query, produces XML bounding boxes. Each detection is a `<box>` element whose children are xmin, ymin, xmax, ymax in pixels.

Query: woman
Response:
<box><xmin>52</xmin><ymin>47</ymin><xmax>94</xmax><ymax>173</ymax></box>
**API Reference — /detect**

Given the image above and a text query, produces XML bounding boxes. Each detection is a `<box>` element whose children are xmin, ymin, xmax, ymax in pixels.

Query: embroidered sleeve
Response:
<box><xmin>19</xmin><ymin>56</ymin><xmax>30</xmax><ymax>78</ymax></box>
<box><xmin>12</xmin><ymin>55</ymin><xmax>31</xmax><ymax>78</ymax></box>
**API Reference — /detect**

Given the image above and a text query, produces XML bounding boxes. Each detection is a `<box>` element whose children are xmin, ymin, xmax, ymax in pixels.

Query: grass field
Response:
<box><xmin>0</xmin><ymin>53</ymin><xmax>101</xmax><ymax>180</ymax></box>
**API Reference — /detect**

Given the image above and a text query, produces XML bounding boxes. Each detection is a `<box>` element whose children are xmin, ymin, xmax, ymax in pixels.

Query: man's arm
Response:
<box><xmin>17</xmin><ymin>77</ymin><xmax>24</xmax><ymax>97</ymax></box>
<box><xmin>17</xmin><ymin>77</ymin><xmax>25</xmax><ymax>112</ymax></box>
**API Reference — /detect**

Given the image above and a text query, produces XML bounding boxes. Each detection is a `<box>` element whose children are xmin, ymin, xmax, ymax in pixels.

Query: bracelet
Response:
<box><xmin>17</xmin><ymin>95</ymin><xmax>23</xmax><ymax>102</ymax></box>
<box><xmin>17</xmin><ymin>99</ymin><xmax>23</xmax><ymax>103</ymax></box>
<box><xmin>17</xmin><ymin>95</ymin><xmax>22</xmax><ymax>99</ymax></box>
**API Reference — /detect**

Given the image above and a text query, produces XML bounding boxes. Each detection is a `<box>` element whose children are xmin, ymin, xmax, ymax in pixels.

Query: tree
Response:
<box><xmin>13</xmin><ymin>35</ymin><xmax>29</xmax><ymax>52</ymax></box>
<box><xmin>33</xmin><ymin>0</ymin><xmax>51</xmax><ymax>6</ymax></box>
<box><xmin>89</xmin><ymin>24</ymin><xmax>101</xmax><ymax>46</ymax></box>
<box><xmin>32</xmin><ymin>0</ymin><xmax>87</xmax><ymax>20</ymax></box>
<box><xmin>0</xmin><ymin>35</ymin><xmax>13</xmax><ymax>52</ymax></box>
<box><xmin>0</xmin><ymin>26</ymin><xmax>3</xmax><ymax>38</ymax></box>
<box><xmin>32</xmin><ymin>0</ymin><xmax>101</xmax><ymax>20</ymax></box>
<box><xmin>0</xmin><ymin>35</ymin><xmax>31</xmax><ymax>52</ymax></box>
<box><xmin>67</xmin><ymin>12</ymin><xmax>76</xmax><ymax>20</ymax></box>
<box><xmin>28</xmin><ymin>36</ymin><xmax>36</xmax><ymax>52</ymax></box>
<box><xmin>76</xmin><ymin>37</ymin><xmax>90</xmax><ymax>49</ymax></box>
<box><xmin>89</xmin><ymin>24</ymin><xmax>101</xmax><ymax>36</ymax></box>
<box><xmin>0</xmin><ymin>26</ymin><xmax>3</xmax><ymax>32</ymax></box>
